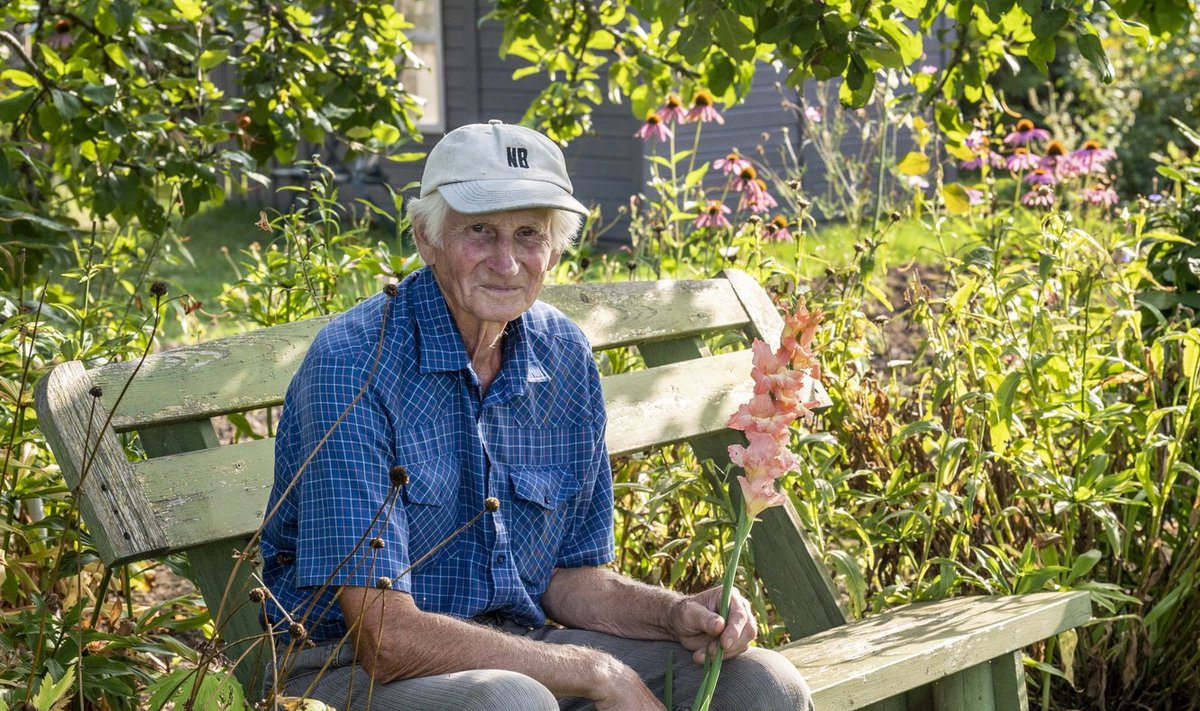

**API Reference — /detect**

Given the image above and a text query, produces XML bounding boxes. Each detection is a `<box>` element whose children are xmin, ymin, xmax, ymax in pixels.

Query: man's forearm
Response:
<box><xmin>338</xmin><ymin>586</ymin><xmax>634</xmax><ymax>700</ymax></box>
<box><xmin>541</xmin><ymin>566</ymin><xmax>685</xmax><ymax>640</ymax></box>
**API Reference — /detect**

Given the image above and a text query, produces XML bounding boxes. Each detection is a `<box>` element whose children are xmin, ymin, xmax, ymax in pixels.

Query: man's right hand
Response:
<box><xmin>592</xmin><ymin>660</ymin><xmax>668</xmax><ymax>710</ymax></box>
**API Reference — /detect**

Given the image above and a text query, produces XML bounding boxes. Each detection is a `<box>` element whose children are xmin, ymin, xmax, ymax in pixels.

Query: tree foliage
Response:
<box><xmin>0</xmin><ymin>0</ymin><xmax>424</xmax><ymax>284</ymax></box>
<box><xmin>488</xmin><ymin>0</ymin><xmax>1195</xmax><ymax>143</ymax></box>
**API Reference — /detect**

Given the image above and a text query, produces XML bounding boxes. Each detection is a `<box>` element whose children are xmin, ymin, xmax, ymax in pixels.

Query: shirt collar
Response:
<box><xmin>413</xmin><ymin>268</ymin><xmax>551</xmax><ymax>396</ymax></box>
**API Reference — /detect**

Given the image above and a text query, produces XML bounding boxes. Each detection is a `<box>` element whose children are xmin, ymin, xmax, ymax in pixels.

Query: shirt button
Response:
<box><xmin>497</xmin><ymin>554</ymin><xmax>507</xmax><ymax>563</ymax></box>
<box><xmin>543</xmin><ymin>495</ymin><xmax>551</xmax><ymax>504</ymax></box>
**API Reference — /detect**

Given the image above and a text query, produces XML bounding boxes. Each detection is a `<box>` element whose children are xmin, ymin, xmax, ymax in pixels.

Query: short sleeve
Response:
<box><xmin>554</xmin><ymin>359</ymin><xmax>615</xmax><ymax>568</ymax></box>
<box><xmin>288</xmin><ymin>350</ymin><xmax>415</xmax><ymax>593</ymax></box>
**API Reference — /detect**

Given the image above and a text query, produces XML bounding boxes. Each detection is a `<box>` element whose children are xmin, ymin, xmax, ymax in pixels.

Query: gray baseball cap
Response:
<box><xmin>419</xmin><ymin>120</ymin><xmax>589</xmax><ymax>217</ymax></box>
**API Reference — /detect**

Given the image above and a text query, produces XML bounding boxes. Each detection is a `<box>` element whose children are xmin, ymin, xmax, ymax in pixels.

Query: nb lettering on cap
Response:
<box><xmin>506</xmin><ymin>146</ymin><xmax>530</xmax><ymax>169</ymax></box>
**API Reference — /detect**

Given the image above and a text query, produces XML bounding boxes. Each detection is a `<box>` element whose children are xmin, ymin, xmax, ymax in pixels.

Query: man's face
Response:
<box><xmin>416</xmin><ymin>208</ymin><xmax>561</xmax><ymax>337</ymax></box>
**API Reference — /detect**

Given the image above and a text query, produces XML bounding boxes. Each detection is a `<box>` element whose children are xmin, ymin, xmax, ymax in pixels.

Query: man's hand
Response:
<box><xmin>669</xmin><ymin>586</ymin><xmax>758</xmax><ymax>664</ymax></box>
<box><xmin>591</xmin><ymin>660</ymin><xmax>669</xmax><ymax>711</ymax></box>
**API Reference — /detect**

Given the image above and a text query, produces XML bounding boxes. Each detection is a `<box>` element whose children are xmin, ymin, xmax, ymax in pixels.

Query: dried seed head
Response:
<box><xmin>44</xmin><ymin>593</ymin><xmax>62</xmax><ymax>615</ymax></box>
<box><xmin>889</xmin><ymin>211</ymin><xmax>902</xmax><ymax>223</ymax></box>
<box><xmin>383</xmin><ymin>283</ymin><xmax>399</xmax><ymax>298</ymax></box>
<box><xmin>150</xmin><ymin>281</ymin><xmax>168</xmax><ymax>297</ymax></box>
<box><xmin>249</xmin><ymin>587</ymin><xmax>267</xmax><ymax>603</ymax></box>
<box><xmin>389</xmin><ymin>465</ymin><xmax>410</xmax><ymax>487</ymax></box>
<box><xmin>88</xmin><ymin>385</ymin><xmax>104</xmax><ymax>398</ymax></box>
<box><xmin>369</xmin><ymin>537</ymin><xmax>385</xmax><ymax>549</ymax></box>
<box><xmin>485</xmin><ymin>497</ymin><xmax>500</xmax><ymax>512</ymax></box>
<box><xmin>376</xmin><ymin>576</ymin><xmax>393</xmax><ymax>589</ymax></box>
<box><xmin>288</xmin><ymin>622</ymin><xmax>307</xmax><ymax>640</ymax></box>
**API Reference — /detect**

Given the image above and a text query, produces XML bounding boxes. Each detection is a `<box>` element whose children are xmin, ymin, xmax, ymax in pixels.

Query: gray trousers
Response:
<box><xmin>268</xmin><ymin>620</ymin><xmax>814</xmax><ymax>711</ymax></box>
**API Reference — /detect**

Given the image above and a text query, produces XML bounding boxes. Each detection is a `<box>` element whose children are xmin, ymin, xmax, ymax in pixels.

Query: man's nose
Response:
<box><xmin>486</xmin><ymin>234</ymin><xmax>520</xmax><ymax>275</ymax></box>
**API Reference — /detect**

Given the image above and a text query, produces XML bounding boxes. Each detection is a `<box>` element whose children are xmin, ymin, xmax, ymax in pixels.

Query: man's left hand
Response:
<box><xmin>668</xmin><ymin>586</ymin><xmax>758</xmax><ymax>664</ymax></box>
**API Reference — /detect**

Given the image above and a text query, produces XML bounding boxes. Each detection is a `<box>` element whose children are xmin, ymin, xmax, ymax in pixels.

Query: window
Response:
<box><xmin>397</xmin><ymin>0</ymin><xmax>444</xmax><ymax>132</ymax></box>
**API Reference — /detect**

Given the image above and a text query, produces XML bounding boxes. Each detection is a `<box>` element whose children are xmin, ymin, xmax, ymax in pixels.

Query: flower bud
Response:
<box><xmin>150</xmin><ymin>281</ymin><xmax>168</xmax><ymax>297</ymax></box>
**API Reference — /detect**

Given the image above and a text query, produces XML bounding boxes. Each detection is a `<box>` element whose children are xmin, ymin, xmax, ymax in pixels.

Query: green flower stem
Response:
<box><xmin>692</xmin><ymin>508</ymin><xmax>753</xmax><ymax>711</ymax></box>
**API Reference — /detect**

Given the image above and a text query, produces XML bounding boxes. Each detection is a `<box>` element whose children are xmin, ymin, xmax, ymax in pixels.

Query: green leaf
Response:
<box><xmin>1067</xmin><ymin>549</ymin><xmax>1102</xmax><ymax>585</ymax></box>
<box><xmin>897</xmin><ymin>151</ymin><xmax>930</xmax><ymax>176</ymax></box>
<box><xmin>103</xmin><ymin>43</ymin><xmax>130</xmax><ymax>69</ymax></box>
<box><xmin>1076</xmin><ymin>32</ymin><xmax>1114</xmax><ymax>84</ymax></box>
<box><xmin>1027</xmin><ymin>37</ymin><xmax>1056</xmax><ymax>72</ymax></box>
<box><xmin>199</xmin><ymin>48</ymin><xmax>229</xmax><ymax>70</ymax></box>
<box><xmin>942</xmin><ymin>183</ymin><xmax>971</xmax><ymax>215</ymax></box>
<box><xmin>33</xmin><ymin>666</ymin><xmax>75</xmax><ymax>710</ymax></box>
<box><xmin>1</xmin><ymin>69</ymin><xmax>38</xmax><ymax>88</ymax></box>
<box><xmin>1032</xmin><ymin>9</ymin><xmax>1070</xmax><ymax>38</ymax></box>
<box><xmin>50</xmin><ymin>89</ymin><xmax>81</xmax><ymax>120</ymax></box>
<box><xmin>173</xmin><ymin>0</ymin><xmax>203</xmax><ymax>22</ymax></box>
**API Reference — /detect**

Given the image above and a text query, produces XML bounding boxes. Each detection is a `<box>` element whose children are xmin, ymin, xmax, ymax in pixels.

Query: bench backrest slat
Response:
<box><xmin>92</xmin><ymin>279</ymin><xmax>751</xmax><ymax>432</ymax></box>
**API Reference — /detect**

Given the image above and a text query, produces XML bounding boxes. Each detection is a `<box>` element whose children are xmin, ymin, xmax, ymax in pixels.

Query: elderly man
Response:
<box><xmin>260</xmin><ymin>121</ymin><xmax>813</xmax><ymax>710</ymax></box>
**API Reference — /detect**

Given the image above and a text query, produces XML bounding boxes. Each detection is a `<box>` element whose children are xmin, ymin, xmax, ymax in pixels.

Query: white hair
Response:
<box><xmin>406</xmin><ymin>191</ymin><xmax>582</xmax><ymax>253</ymax></box>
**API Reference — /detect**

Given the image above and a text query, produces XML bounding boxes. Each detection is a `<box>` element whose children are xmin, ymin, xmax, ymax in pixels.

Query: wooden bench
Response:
<box><xmin>35</xmin><ymin>269</ymin><xmax>1090</xmax><ymax>709</ymax></box>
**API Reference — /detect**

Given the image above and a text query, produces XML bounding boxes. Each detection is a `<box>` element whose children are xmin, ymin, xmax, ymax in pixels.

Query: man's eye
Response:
<box><xmin>470</xmin><ymin>224</ymin><xmax>486</xmax><ymax>233</ymax></box>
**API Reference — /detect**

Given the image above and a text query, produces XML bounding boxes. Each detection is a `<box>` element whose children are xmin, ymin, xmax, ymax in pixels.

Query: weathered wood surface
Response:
<box><xmin>92</xmin><ymin>278</ymin><xmax>750</xmax><ymax>432</ymax></box>
<box><xmin>33</xmin><ymin>361</ymin><xmax>168</xmax><ymax>564</ymax></box>
<box><xmin>783</xmin><ymin>591</ymin><xmax>1090</xmax><ymax>711</ymax></box>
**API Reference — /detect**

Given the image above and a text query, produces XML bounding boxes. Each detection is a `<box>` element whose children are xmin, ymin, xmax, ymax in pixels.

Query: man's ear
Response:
<box><xmin>547</xmin><ymin>249</ymin><xmax>562</xmax><ymax>271</ymax></box>
<box><xmin>412</xmin><ymin>223</ymin><xmax>435</xmax><ymax>265</ymax></box>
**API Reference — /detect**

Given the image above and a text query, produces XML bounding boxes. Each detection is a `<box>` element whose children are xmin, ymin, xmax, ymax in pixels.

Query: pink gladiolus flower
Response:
<box><xmin>728</xmin><ymin>392</ymin><xmax>797</xmax><ymax>438</ymax></box>
<box><xmin>728</xmin><ymin>430</ymin><xmax>802</xmax><ymax>481</ymax></box>
<box><xmin>1004</xmin><ymin>118</ymin><xmax>1051</xmax><ymax>146</ymax></box>
<box><xmin>695</xmin><ymin>200</ymin><xmax>732</xmax><ymax>229</ymax></box>
<box><xmin>657</xmin><ymin>95</ymin><xmax>687</xmax><ymax>124</ymax></box>
<box><xmin>685</xmin><ymin>91</ymin><xmax>725</xmax><ymax>124</ymax></box>
<box><xmin>737</xmin><ymin>474</ymin><xmax>789</xmax><ymax>517</ymax></box>
<box><xmin>635</xmin><ymin>112</ymin><xmax>672</xmax><ymax>142</ymax></box>
<box><xmin>1006</xmin><ymin>147</ymin><xmax>1041</xmax><ymax>172</ymax></box>
<box><xmin>713</xmin><ymin>152</ymin><xmax>752</xmax><ymax>176</ymax></box>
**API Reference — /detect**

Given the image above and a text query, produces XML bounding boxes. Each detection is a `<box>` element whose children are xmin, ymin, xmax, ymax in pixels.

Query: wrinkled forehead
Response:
<box><xmin>445</xmin><ymin>207</ymin><xmax>554</xmax><ymax>233</ymax></box>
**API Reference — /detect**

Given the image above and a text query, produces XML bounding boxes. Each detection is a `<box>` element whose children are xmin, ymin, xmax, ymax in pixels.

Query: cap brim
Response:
<box><xmin>438</xmin><ymin>179</ymin><xmax>589</xmax><ymax>217</ymax></box>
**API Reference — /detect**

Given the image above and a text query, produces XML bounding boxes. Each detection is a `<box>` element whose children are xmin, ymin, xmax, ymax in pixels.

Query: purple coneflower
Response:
<box><xmin>1082</xmin><ymin>185</ymin><xmax>1119</xmax><ymax>208</ymax></box>
<box><xmin>904</xmin><ymin>175</ymin><xmax>930</xmax><ymax>190</ymax></box>
<box><xmin>695</xmin><ymin>200</ymin><xmax>732</xmax><ymax>229</ymax></box>
<box><xmin>762</xmin><ymin>215</ymin><xmax>794</xmax><ymax>242</ymax></box>
<box><xmin>48</xmin><ymin>18</ymin><xmax>75</xmax><ymax>50</ymax></box>
<box><xmin>1025</xmin><ymin>168</ymin><xmax>1057</xmax><ymax>186</ymax></box>
<box><xmin>713</xmin><ymin>152</ymin><xmax>752</xmax><ymax>176</ymax></box>
<box><xmin>1040</xmin><ymin>140</ymin><xmax>1069</xmax><ymax>173</ymax></box>
<box><xmin>965</xmin><ymin>129</ymin><xmax>989</xmax><ymax>151</ymax></box>
<box><xmin>635</xmin><ymin>112</ymin><xmax>673</xmax><ymax>142</ymax></box>
<box><xmin>1006</xmin><ymin>147</ymin><xmax>1041</xmax><ymax>172</ymax></box>
<box><xmin>739</xmin><ymin>179</ymin><xmax>777</xmax><ymax>213</ymax></box>
<box><xmin>1073</xmin><ymin>139</ymin><xmax>1117</xmax><ymax>174</ymax></box>
<box><xmin>685</xmin><ymin>91</ymin><xmax>725</xmax><ymax>124</ymax></box>
<box><xmin>1004</xmin><ymin>118</ymin><xmax>1051</xmax><ymax>146</ymax></box>
<box><xmin>657</xmin><ymin>95</ymin><xmax>687</xmax><ymax>124</ymax></box>
<box><xmin>804</xmin><ymin>105</ymin><xmax>822</xmax><ymax>123</ymax></box>
<box><xmin>965</xmin><ymin>188</ymin><xmax>985</xmax><ymax>206</ymax></box>
<box><xmin>731</xmin><ymin>165</ymin><xmax>760</xmax><ymax>193</ymax></box>
<box><xmin>921</xmin><ymin>65</ymin><xmax>939</xmax><ymax>74</ymax></box>
<box><xmin>1021</xmin><ymin>185</ymin><xmax>1056</xmax><ymax>208</ymax></box>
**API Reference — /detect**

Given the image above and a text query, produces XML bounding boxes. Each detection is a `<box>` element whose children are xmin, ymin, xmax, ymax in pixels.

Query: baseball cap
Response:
<box><xmin>419</xmin><ymin>120</ymin><xmax>589</xmax><ymax>217</ymax></box>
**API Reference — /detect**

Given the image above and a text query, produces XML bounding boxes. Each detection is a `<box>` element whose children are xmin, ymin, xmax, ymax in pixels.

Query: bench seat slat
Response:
<box><xmin>786</xmin><ymin>591</ymin><xmax>1091</xmax><ymax>711</ymax></box>
<box><xmin>93</xmin><ymin>279</ymin><xmax>749</xmax><ymax>432</ymax></box>
<box><xmin>127</xmin><ymin>351</ymin><xmax>757</xmax><ymax>558</ymax></box>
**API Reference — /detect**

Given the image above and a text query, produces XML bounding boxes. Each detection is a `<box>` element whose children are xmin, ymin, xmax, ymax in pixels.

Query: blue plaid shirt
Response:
<box><xmin>260</xmin><ymin>267</ymin><xmax>614</xmax><ymax>643</ymax></box>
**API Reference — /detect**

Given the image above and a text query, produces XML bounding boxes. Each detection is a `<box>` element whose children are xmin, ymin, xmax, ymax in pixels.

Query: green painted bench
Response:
<box><xmin>35</xmin><ymin>269</ymin><xmax>1090</xmax><ymax>709</ymax></box>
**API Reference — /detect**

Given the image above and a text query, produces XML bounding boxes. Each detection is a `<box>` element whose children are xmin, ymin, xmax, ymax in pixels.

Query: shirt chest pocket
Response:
<box><xmin>500</xmin><ymin>465</ymin><xmax>585</xmax><ymax>582</ymax></box>
<box><xmin>401</xmin><ymin>455</ymin><xmax>460</xmax><ymax>565</ymax></box>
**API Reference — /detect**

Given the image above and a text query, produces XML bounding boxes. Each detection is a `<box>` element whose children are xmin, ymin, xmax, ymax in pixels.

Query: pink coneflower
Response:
<box><xmin>731</xmin><ymin>165</ymin><xmax>761</xmax><ymax>193</ymax></box>
<box><xmin>965</xmin><ymin>188</ymin><xmax>985</xmax><ymax>206</ymax></box>
<box><xmin>921</xmin><ymin>64</ymin><xmax>939</xmax><ymax>74</ymax></box>
<box><xmin>965</xmin><ymin>129</ymin><xmax>990</xmax><ymax>151</ymax></box>
<box><xmin>47</xmin><ymin>18</ymin><xmax>75</xmax><ymax>50</ymax></box>
<box><xmin>762</xmin><ymin>215</ymin><xmax>794</xmax><ymax>242</ymax></box>
<box><xmin>1073</xmin><ymin>139</ymin><xmax>1117</xmax><ymax>174</ymax></box>
<box><xmin>685</xmin><ymin>90</ymin><xmax>725</xmax><ymax>124</ymax></box>
<box><xmin>695</xmin><ymin>200</ymin><xmax>732</xmax><ymax>229</ymax></box>
<box><xmin>1025</xmin><ymin>168</ymin><xmax>1057</xmax><ymax>186</ymax></box>
<box><xmin>739</xmin><ymin>179</ymin><xmax>777</xmax><ymax>213</ymax></box>
<box><xmin>1007</xmin><ymin>147</ymin><xmax>1041</xmax><ymax>172</ymax></box>
<box><xmin>1021</xmin><ymin>185</ymin><xmax>1056</xmax><ymax>208</ymax></box>
<box><xmin>961</xmin><ymin>149</ymin><xmax>1005</xmax><ymax>171</ymax></box>
<box><xmin>657</xmin><ymin>95</ymin><xmax>687</xmax><ymax>124</ymax></box>
<box><xmin>1004</xmin><ymin>118</ymin><xmax>1051</xmax><ymax>146</ymax></box>
<box><xmin>634</xmin><ymin>112</ymin><xmax>673</xmax><ymax>142</ymax></box>
<box><xmin>713</xmin><ymin>152</ymin><xmax>752</xmax><ymax>176</ymax></box>
<box><xmin>904</xmin><ymin>175</ymin><xmax>930</xmax><ymax>190</ymax></box>
<box><xmin>1040</xmin><ymin>140</ymin><xmax>1069</xmax><ymax>172</ymax></box>
<box><xmin>1082</xmin><ymin>185</ymin><xmax>1119</xmax><ymax>207</ymax></box>
<box><xmin>804</xmin><ymin>105</ymin><xmax>822</xmax><ymax>123</ymax></box>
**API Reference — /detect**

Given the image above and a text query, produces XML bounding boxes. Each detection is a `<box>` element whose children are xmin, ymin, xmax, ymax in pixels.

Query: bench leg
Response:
<box><xmin>929</xmin><ymin>651</ymin><xmax>1029</xmax><ymax>711</ymax></box>
<box><xmin>188</xmin><ymin>537</ymin><xmax>268</xmax><ymax>701</ymax></box>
